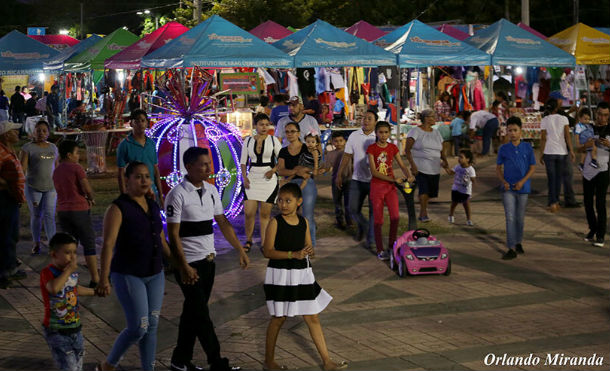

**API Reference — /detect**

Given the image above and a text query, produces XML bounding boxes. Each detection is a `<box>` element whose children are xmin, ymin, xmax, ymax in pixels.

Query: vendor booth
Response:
<box><xmin>0</xmin><ymin>30</ymin><xmax>59</xmax><ymax>77</ymax></box>
<box><xmin>345</xmin><ymin>20</ymin><xmax>388</xmax><ymax>42</ymax></box>
<box><xmin>249</xmin><ymin>20</ymin><xmax>292</xmax><ymax>44</ymax></box>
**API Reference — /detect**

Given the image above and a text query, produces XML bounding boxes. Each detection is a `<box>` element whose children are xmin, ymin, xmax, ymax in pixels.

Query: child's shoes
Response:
<box><xmin>447</xmin><ymin>215</ymin><xmax>455</xmax><ymax>224</ymax></box>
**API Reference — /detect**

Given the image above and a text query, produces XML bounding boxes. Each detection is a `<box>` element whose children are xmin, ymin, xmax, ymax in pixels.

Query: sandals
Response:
<box><xmin>243</xmin><ymin>241</ymin><xmax>253</xmax><ymax>253</ymax></box>
<box><xmin>324</xmin><ymin>361</ymin><xmax>348</xmax><ymax>370</ymax></box>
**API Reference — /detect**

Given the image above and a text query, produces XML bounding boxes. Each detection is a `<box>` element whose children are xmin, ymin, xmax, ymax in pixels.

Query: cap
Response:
<box><xmin>288</xmin><ymin>96</ymin><xmax>302</xmax><ymax>105</ymax></box>
<box><xmin>0</xmin><ymin>121</ymin><xmax>22</xmax><ymax>136</ymax></box>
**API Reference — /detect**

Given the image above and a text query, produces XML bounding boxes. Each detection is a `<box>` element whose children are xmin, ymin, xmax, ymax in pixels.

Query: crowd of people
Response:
<box><xmin>0</xmin><ymin>93</ymin><xmax>609</xmax><ymax>370</ymax></box>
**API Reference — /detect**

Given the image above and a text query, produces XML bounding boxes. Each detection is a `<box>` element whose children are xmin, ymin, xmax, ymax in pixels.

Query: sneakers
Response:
<box><xmin>515</xmin><ymin>243</ymin><xmax>524</xmax><ymax>254</ymax></box>
<box><xmin>377</xmin><ymin>251</ymin><xmax>390</xmax><ymax>261</ymax></box>
<box><xmin>593</xmin><ymin>238</ymin><xmax>604</xmax><ymax>248</ymax></box>
<box><xmin>418</xmin><ymin>216</ymin><xmax>431</xmax><ymax>223</ymax></box>
<box><xmin>31</xmin><ymin>244</ymin><xmax>41</xmax><ymax>255</ymax></box>
<box><xmin>466</xmin><ymin>220</ymin><xmax>474</xmax><ymax>226</ymax></box>
<box><xmin>590</xmin><ymin>159</ymin><xmax>599</xmax><ymax>169</ymax></box>
<box><xmin>584</xmin><ymin>231</ymin><xmax>595</xmax><ymax>242</ymax></box>
<box><xmin>502</xmin><ymin>249</ymin><xmax>517</xmax><ymax>260</ymax></box>
<box><xmin>448</xmin><ymin>215</ymin><xmax>455</xmax><ymax>223</ymax></box>
<box><xmin>170</xmin><ymin>361</ymin><xmax>204</xmax><ymax>371</ymax></box>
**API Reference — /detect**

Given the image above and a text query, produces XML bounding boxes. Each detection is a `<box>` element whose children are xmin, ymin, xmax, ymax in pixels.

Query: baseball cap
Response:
<box><xmin>0</xmin><ymin>121</ymin><xmax>22</xmax><ymax>136</ymax></box>
<box><xmin>288</xmin><ymin>96</ymin><xmax>302</xmax><ymax>105</ymax></box>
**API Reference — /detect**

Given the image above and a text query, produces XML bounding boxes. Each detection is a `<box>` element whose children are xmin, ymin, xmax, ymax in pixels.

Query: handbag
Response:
<box><xmin>350</xmin><ymin>67</ymin><xmax>360</xmax><ymax>105</ymax></box>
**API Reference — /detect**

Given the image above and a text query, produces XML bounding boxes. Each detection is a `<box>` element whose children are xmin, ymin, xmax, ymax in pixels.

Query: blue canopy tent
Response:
<box><xmin>44</xmin><ymin>35</ymin><xmax>103</xmax><ymax>72</ymax></box>
<box><xmin>142</xmin><ymin>15</ymin><xmax>292</xmax><ymax>68</ymax></box>
<box><xmin>465</xmin><ymin>19</ymin><xmax>575</xmax><ymax>67</ymax></box>
<box><xmin>0</xmin><ymin>30</ymin><xmax>59</xmax><ymax>76</ymax></box>
<box><xmin>271</xmin><ymin>19</ymin><xmax>396</xmax><ymax>67</ymax></box>
<box><xmin>374</xmin><ymin>19</ymin><xmax>491</xmax><ymax>67</ymax></box>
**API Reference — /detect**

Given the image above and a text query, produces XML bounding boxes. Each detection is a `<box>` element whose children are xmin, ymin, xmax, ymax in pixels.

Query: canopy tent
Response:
<box><xmin>143</xmin><ymin>15</ymin><xmax>292</xmax><ymax>68</ymax></box>
<box><xmin>465</xmin><ymin>18</ymin><xmax>575</xmax><ymax>66</ymax></box>
<box><xmin>548</xmin><ymin>23</ymin><xmax>610</xmax><ymax>65</ymax></box>
<box><xmin>44</xmin><ymin>35</ymin><xmax>103</xmax><ymax>71</ymax></box>
<box><xmin>63</xmin><ymin>28</ymin><xmax>139</xmax><ymax>72</ymax></box>
<box><xmin>373</xmin><ymin>19</ymin><xmax>490</xmax><ymax>67</ymax></box>
<box><xmin>28</xmin><ymin>35</ymin><xmax>79</xmax><ymax>50</ymax></box>
<box><xmin>596</xmin><ymin>28</ymin><xmax>610</xmax><ymax>35</ymax></box>
<box><xmin>105</xmin><ymin>22</ymin><xmax>189</xmax><ymax>69</ymax></box>
<box><xmin>517</xmin><ymin>22</ymin><xmax>546</xmax><ymax>40</ymax></box>
<box><xmin>0</xmin><ymin>30</ymin><xmax>59</xmax><ymax>76</ymax></box>
<box><xmin>272</xmin><ymin>19</ymin><xmax>395</xmax><ymax>67</ymax></box>
<box><xmin>435</xmin><ymin>24</ymin><xmax>470</xmax><ymax>41</ymax></box>
<box><xmin>345</xmin><ymin>20</ymin><xmax>388</xmax><ymax>42</ymax></box>
<box><xmin>249</xmin><ymin>20</ymin><xmax>292</xmax><ymax>44</ymax></box>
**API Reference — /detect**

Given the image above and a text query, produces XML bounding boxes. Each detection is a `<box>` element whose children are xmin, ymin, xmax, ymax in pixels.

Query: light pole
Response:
<box><xmin>137</xmin><ymin>9</ymin><xmax>158</xmax><ymax>29</ymax></box>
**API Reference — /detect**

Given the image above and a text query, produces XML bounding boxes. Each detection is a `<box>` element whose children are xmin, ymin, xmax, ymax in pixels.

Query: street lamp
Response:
<box><xmin>59</xmin><ymin>29</ymin><xmax>69</xmax><ymax>35</ymax></box>
<box><xmin>144</xmin><ymin>10</ymin><xmax>151</xmax><ymax>14</ymax></box>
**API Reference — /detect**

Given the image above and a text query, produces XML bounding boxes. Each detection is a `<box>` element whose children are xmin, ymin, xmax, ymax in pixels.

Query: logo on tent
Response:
<box><xmin>548</xmin><ymin>37</ymin><xmax>571</xmax><ymax>45</ymax></box>
<box><xmin>208</xmin><ymin>34</ymin><xmax>252</xmax><ymax>43</ymax></box>
<box><xmin>505</xmin><ymin>36</ymin><xmax>541</xmax><ymax>45</ymax></box>
<box><xmin>136</xmin><ymin>41</ymin><xmax>153</xmax><ymax>49</ymax></box>
<box><xmin>181</xmin><ymin>37</ymin><xmax>196</xmax><ymax>45</ymax></box>
<box><xmin>314</xmin><ymin>38</ymin><xmax>356</xmax><ymax>48</ymax></box>
<box><xmin>264</xmin><ymin>37</ymin><xmax>279</xmax><ymax>43</ymax></box>
<box><xmin>108</xmin><ymin>43</ymin><xmax>127</xmax><ymax>50</ymax></box>
<box><xmin>582</xmin><ymin>37</ymin><xmax>609</xmax><ymax>44</ymax></box>
<box><xmin>410</xmin><ymin>36</ymin><xmax>460</xmax><ymax>47</ymax></box>
<box><xmin>1</xmin><ymin>51</ymin><xmax>50</xmax><ymax>59</ymax></box>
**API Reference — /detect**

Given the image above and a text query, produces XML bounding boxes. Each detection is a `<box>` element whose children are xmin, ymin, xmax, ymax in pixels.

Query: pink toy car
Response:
<box><xmin>389</xmin><ymin>229</ymin><xmax>451</xmax><ymax>277</ymax></box>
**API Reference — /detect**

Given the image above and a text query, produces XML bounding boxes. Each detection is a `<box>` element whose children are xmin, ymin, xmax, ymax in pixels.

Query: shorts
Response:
<box><xmin>451</xmin><ymin>190</ymin><xmax>470</xmax><ymax>203</ymax></box>
<box><xmin>416</xmin><ymin>172</ymin><xmax>440</xmax><ymax>198</ymax></box>
<box><xmin>57</xmin><ymin>210</ymin><xmax>97</xmax><ymax>256</ymax></box>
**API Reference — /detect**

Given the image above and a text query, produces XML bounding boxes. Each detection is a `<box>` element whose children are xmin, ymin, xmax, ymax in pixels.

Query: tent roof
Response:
<box><xmin>28</xmin><ymin>35</ymin><xmax>79</xmax><ymax>50</ymax></box>
<box><xmin>465</xmin><ymin>18</ymin><xmax>575</xmax><ymax>66</ymax></box>
<box><xmin>63</xmin><ymin>28</ymin><xmax>139</xmax><ymax>71</ymax></box>
<box><xmin>272</xmin><ymin>19</ymin><xmax>395</xmax><ymax>67</ymax></box>
<box><xmin>0</xmin><ymin>30</ymin><xmax>59</xmax><ymax>76</ymax></box>
<box><xmin>517</xmin><ymin>22</ymin><xmax>547</xmax><ymax>40</ymax></box>
<box><xmin>548</xmin><ymin>23</ymin><xmax>610</xmax><ymax>65</ymax></box>
<box><xmin>374</xmin><ymin>19</ymin><xmax>490</xmax><ymax>67</ymax></box>
<box><xmin>596</xmin><ymin>27</ymin><xmax>610</xmax><ymax>35</ymax></box>
<box><xmin>105</xmin><ymin>22</ymin><xmax>189</xmax><ymax>69</ymax></box>
<box><xmin>143</xmin><ymin>15</ymin><xmax>292</xmax><ymax>68</ymax></box>
<box><xmin>435</xmin><ymin>24</ymin><xmax>470</xmax><ymax>41</ymax></box>
<box><xmin>44</xmin><ymin>35</ymin><xmax>103</xmax><ymax>71</ymax></box>
<box><xmin>249</xmin><ymin>20</ymin><xmax>292</xmax><ymax>44</ymax></box>
<box><xmin>345</xmin><ymin>20</ymin><xmax>388</xmax><ymax>42</ymax></box>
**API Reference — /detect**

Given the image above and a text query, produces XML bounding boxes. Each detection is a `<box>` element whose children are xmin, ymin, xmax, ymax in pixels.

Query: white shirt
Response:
<box><xmin>406</xmin><ymin>126</ymin><xmax>443</xmax><ymax>175</ymax></box>
<box><xmin>276</xmin><ymin>114</ymin><xmax>320</xmax><ymax>146</ymax></box>
<box><xmin>469</xmin><ymin>110</ymin><xmax>497</xmax><ymax>130</ymax></box>
<box><xmin>165</xmin><ymin>178</ymin><xmax>224</xmax><ymax>263</ymax></box>
<box><xmin>452</xmin><ymin>165</ymin><xmax>476</xmax><ymax>195</ymax></box>
<box><xmin>344</xmin><ymin>128</ymin><xmax>377</xmax><ymax>182</ymax></box>
<box><xmin>540</xmin><ymin>113</ymin><xmax>569</xmax><ymax>155</ymax></box>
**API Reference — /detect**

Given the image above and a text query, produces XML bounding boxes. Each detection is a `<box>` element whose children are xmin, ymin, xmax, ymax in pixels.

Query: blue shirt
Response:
<box><xmin>270</xmin><ymin>105</ymin><xmax>289</xmax><ymax>126</ymax></box>
<box><xmin>450</xmin><ymin>118</ymin><xmax>465</xmax><ymax>137</ymax></box>
<box><xmin>497</xmin><ymin>141</ymin><xmax>536</xmax><ymax>194</ymax></box>
<box><xmin>574</xmin><ymin>122</ymin><xmax>595</xmax><ymax>145</ymax></box>
<box><xmin>116</xmin><ymin>134</ymin><xmax>159</xmax><ymax>193</ymax></box>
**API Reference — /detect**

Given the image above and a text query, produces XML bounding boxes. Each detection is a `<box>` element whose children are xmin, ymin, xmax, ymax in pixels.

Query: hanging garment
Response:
<box><xmin>329</xmin><ymin>68</ymin><xmax>345</xmax><ymax>90</ymax></box>
<box><xmin>461</xmin><ymin>85</ymin><xmax>472</xmax><ymax>111</ymax></box>
<box><xmin>296</xmin><ymin>68</ymin><xmax>316</xmax><ymax>98</ymax></box>
<box><xmin>287</xmin><ymin>71</ymin><xmax>299</xmax><ymax>99</ymax></box>
<box><xmin>472</xmin><ymin>80</ymin><xmax>486</xmax><ymax>111</ymax></box>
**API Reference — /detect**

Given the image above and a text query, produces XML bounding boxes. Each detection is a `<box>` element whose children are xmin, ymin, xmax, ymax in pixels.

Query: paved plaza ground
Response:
<box><xmin>1</xmin><ymin>155</ymin><xmax>609</xmax><ymax>371</ymax></box>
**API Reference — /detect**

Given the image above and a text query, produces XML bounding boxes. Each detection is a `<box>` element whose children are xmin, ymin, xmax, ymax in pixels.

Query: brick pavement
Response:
<box><xmin>1</xmin><ymin>156</ymin><xmax>609</xmax><ymax>371</ymax></box>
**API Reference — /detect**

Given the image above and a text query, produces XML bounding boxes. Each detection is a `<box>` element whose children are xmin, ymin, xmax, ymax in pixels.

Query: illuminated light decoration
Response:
<box><xmin>147</xmin><ymin>67</ymin><xmax>244</xmax><ymax>219</ymax></box>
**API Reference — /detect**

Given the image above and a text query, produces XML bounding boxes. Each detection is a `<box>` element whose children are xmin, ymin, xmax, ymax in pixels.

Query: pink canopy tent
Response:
<box><xmin>345</xmin><ymin>20</ymin><xmax>387</xmax><ymax>42</ymax></box>
<box><xmin>435</xmin><ymin>24</ymin><xmax>470</xmax><ymax>41</ymax></box>
<box><xmin>517</xmin><ymin>22</ymin><xmax>547</xmax><ymax>39</ymax></box>
<box><xmin>105</xmin><ymin>21</ymin><xmax>189</xmax><ymax>69</ymax></box>
<box><xmin>249</xmin><ymin>20</ymin><xmax>292</xmax><ymax>43</ymax></box>
<box><xmin>28</xmin><ymin>34</ymin><xmax>79</xmax><ymax>50</ymax></box>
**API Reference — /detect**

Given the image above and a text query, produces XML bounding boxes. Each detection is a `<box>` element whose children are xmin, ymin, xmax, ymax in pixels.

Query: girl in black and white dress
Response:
<box><xmin>262</xmin><ymin>183</ymin><xmax>347</xmax><ymax>371</ymax></box>
<box><xmin>240</xmin><ymin>113</ymin><xmax>282</xmax><ymax>252</ymax></box>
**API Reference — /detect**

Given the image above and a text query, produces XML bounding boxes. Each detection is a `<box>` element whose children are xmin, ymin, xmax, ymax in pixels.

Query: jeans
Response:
<box><xmin>107</xmin><ymin>271</ymin><xmax>165</xmax><ymax>371</ymax></box>
<box><xmin>43</xmin><ymin>327</ymin><xmax>84</xmax><ymax>371</ymax></box>
<box><xmin>482</xmin><ymin>118</ymin><xmax>499</xmax><ymax>155</ymax></box>
<box><xmin>348</xmin><ymin>180</ymin><xmax>375</xmax><ymax>245</ymax></box>
<box><xmin>396</xmin><ymin>182</ymin><xmax>418</xmax><ymax>231</ymax></box>
<box><xmin>331</xmin><ymin>178</ymin><xmax>351</xmax><ymax>225</ymax></box>
<box><xmin>562</xmin><ymin>156</ymin><xmax>577</xmax><ymax>204</ymax></box>
<box><xmin>544</xmin><ymin>154</ymin><xmax>568</xmax><ymax>205</ymax></box>
<box><xmin>57</xmin><ymin>210</ymin><xmax>97</xmax><ymax>256</ymax></box>
<box><xmin>502</xmin><ymin>191</ymin><xmax>528</xmax><ymax>249</ymax></box>
<box><xmin>172</xmin><ymin>259</ymin><xmax>221</xmax><ymax>366</ymax></box>
<box><xmin>291</xmin><ymin>178</ymin><xmax>317</xmax><ymax>246</ymax></box>
<box><xmin>583</xmin><ymin>170</ymin><xmax>609</xmax><ymax>240</ymax></box>
<box><xmin>25</xmin><ymin>185</ymin><xmax>57</xmax><ymax>243</ymax></box>
<box><xmin>452</xmin><ymin>134</ymin><xmax>463</xmax><ymax>156</ymax></box>
<box><xmin>0</xmin><ymin>191</ymin><xmax>19</xmax><ymax>280</ymax></box>
<box><xmin>371</xmin><ymin>182</ymin><xmax>399</xmax><ymax>252</ymax></box>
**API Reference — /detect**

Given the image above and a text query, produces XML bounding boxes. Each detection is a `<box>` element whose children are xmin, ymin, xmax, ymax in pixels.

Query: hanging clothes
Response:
<box><xmin>287</xmin><ymin>71</ymin><xmax>299</xmax><ymax>99</ymax></box>
<box><xmin>296</xmin><ymin>68</ymin><xmax>316</xmax><ymax>98</ymax></box>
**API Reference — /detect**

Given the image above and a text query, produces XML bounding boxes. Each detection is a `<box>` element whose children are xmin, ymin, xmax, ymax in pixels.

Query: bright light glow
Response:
<box><xmin>59</xmin><ymin>29</ymin><xmax>69</xmax><ymax>35</ymax></box>
<box><xmin>515</xmin><ymin>67</ymin><xmax>524</xmax><ymax>75</ymax></box>
<box><xmin>144</xmin><ymin>9</ymin><xmax>151</xmax><ymax>14</ymax></box>
<box><xmin>117</xmin><ymin>70</ymin><xmax>125</xmax><ymax>81</ymax></box>
<box><xmin>122</xmin><ymin>26</ymin><xmax>128</xmax><ymax>30</ymax></box>
<box><xmin>38</xmin><ymin>73</ymin><xmax>46</xmax><ymax>81</ymax></box>
<box><xmin>136</xmin><ymin>11</ymin><xmax>143</xmax><ymax>15</ymax></box>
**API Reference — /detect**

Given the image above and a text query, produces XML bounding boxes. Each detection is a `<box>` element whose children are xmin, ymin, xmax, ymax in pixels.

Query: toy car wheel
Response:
<box><xmin>443</xmin><ymin>259</ymin><xmax>452</xmax><ymax>276</ymax></box>
<box><xmin>398</xmin><ymin>258</ymin><xmax>406</xmax><ymax>278</ymax></box>
<box><xmin>389</xmin><ymin>251</ymin><xmax>396</xmax><ymax>270</ymax></box>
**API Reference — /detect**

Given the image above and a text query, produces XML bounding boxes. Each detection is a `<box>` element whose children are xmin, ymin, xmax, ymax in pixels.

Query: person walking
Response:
<box><xmin>95</xmin><ymin>162</ymin><xmax>172</xmax><ymax>371</ymax></box>
<box><xmin>18</xmin><ymin>120</ymin><xmax>59</xmax><ymax>255</ymax></box>
<box><xmin>539</xmin><ymin>98</ymin><xmax>575</xmax><ymax>213</ymax></box>
<box><xmin>165</xmin><ymin>147</ymin><xmax>249</xmax><ymax>371</ymax></box>
<box><xmin>469</xmin><ymin>109</ymin><xmax>499</xmax><ymax>156</ymax></box>
<box><xmin>240</xmin><ymin>113</ymin><xmax>282</xmax><ymax>251</ymax></box>
<box><xmin>9</xmin><ymin>86</ymin><xmax>25</xmax><ymax>124</ymax></box>
<box><xmin>580</xmin><ymin>102</ymin><xmax>610</xmax><ymax>247</ymax></box>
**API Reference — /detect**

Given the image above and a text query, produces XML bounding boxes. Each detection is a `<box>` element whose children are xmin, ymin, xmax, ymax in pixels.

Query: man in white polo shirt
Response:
<box><xmin>276</xmin><ymin>96</ymin><xmax>321</xmax><ymax>145</ymax></box>
<box><xmin>336</xmin><ymin>110</ymin><xmax>377</xmax><ymax>247</ymax></box>
<box><xmin>469</xmin><ymin>109</ymin><xmax>499</xmax><ymax>156</ymax></box>
<box><xmin>165</xmin><ymin>147</ymin><xmax>249</xmax><ymax>371</ymax></box>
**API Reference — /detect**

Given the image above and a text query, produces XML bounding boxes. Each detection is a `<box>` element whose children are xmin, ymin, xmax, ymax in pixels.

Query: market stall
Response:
<box><xmin>435</xmin><ymin>24</ymin><xmax>470</xmax><ymax>41</ymax></box>
<box><xmin>249</xmin><ymin>20</ymin><xmax>292</xmax><ymax>44</ymax></box>
<box><xmin>0</xmin><ymin>30</ymin><xmax>59</xmax><ymax>84</ymax></box>
<box><xmin>28</xmin><ymin>34</ymin><xmax>79</xmax><ymax>50</ymax></box>
<box><xmin>345</xmin><ymin>20</ymin><xmax>388</xmax><ymax>42</ymax></box>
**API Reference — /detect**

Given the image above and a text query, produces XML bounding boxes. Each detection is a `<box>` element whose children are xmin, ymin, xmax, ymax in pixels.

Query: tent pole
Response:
<box><xmin>396</xmin><ymin>67</ymin><xmax>402</xmax><ymax>152</ymax></box>
<box><xmin>585</xmin><ymin>66</ymin><xmax>593</xmax><ymax>119</ymax></box>
<box><xmin>488</xmin><ymin>66</ymin><xmax>494</xmax><ymax>107</ymax></box>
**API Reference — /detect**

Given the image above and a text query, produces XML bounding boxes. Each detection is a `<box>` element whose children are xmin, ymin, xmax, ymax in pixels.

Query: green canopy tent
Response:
<box><xmin>63</xmin><ymin>28</ymin><xmax>139</xmax><ymax>72</ymax></box>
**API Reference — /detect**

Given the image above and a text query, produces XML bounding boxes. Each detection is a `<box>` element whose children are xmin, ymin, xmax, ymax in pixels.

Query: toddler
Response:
<box><xmin>574</xmin><ymin>108</ymin><xmax>599</xmax><ymax>171</ymax></box>
<box><xmin>446</xmin><ymin>150</ymin><xmax>476</xmax><ymax>226</ymax></box>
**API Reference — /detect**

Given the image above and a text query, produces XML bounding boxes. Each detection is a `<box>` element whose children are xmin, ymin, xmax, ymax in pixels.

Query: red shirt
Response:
<box><xmin>40</xmin><ymin>264</ymin><xmax>81</xmax><ymax>330</ymax></box>
<box><xmin>53</xmin><ymin>161</ymin><xmax>89</xmax><ymax>211</ymax></box>
<box><xmin>366</xmin><ymin>142</ymin><xmax>399</xmax><ymax>186</ymax></box>
<box><xmin>0</xmin><ymin>141</ymin><xmax>25</xmax><ymax>203</ymax></box>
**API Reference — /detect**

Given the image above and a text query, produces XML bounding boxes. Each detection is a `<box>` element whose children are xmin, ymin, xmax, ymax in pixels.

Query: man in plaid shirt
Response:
<box><xmin>0</xmin><ymin>121</ymin><xmax>27</xmax><ymax>289</ymax></box>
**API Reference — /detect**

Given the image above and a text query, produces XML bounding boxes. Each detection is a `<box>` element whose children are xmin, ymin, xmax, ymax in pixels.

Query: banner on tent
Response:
<box><xmin>219</xmin><ymin>73</ymin><xmax>260</xmax><ymax>95</ymax></box>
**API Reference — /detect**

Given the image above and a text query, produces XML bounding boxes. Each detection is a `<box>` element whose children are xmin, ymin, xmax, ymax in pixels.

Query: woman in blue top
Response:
<box><xmin>496</xmin><ymin>117</ymin><xmax>536</xmax><ymax>260</ymax></box>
